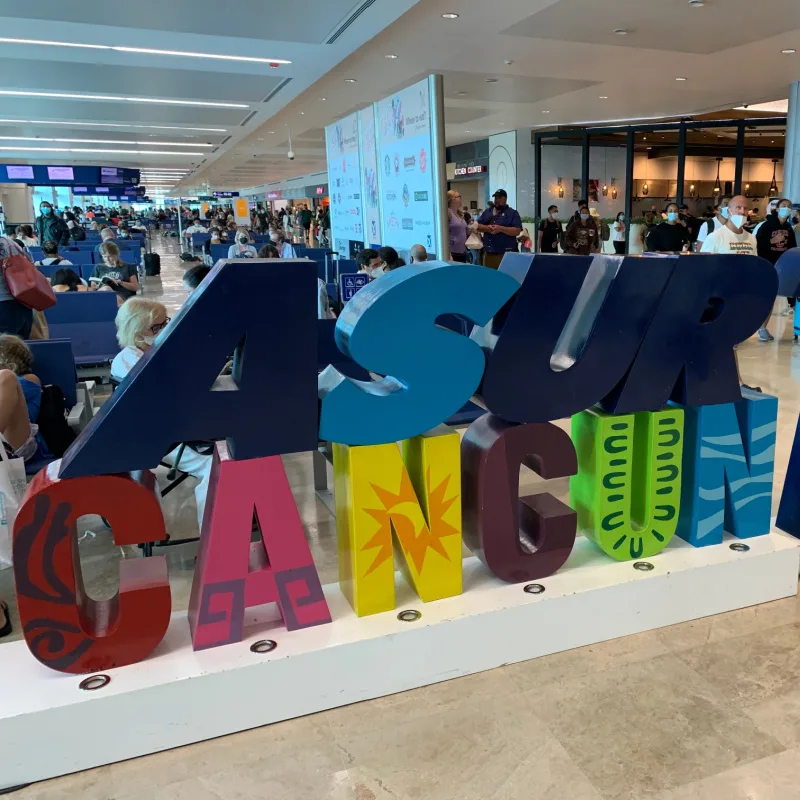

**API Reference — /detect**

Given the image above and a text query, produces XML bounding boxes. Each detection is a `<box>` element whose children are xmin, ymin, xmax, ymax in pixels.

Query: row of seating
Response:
<box><xmin>29</xmin><ymin>247</ymin><xmax>142</xmax><ymax>266</ymax></box>
<box><xmin>43</xmin><ymin>293</ymin><xmax>120</xmax><ymax>368</ymax></box>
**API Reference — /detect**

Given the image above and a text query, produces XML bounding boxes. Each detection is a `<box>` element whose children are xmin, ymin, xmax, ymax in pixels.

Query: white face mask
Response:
<box><xmin>778</xmin><ymin>207</ymin><xmax>792</xmax><ymax>219</ymax></box>
<box><xmin>729</xmin><ymin>214</ymin><xmax>747</xmax><ymax>229</ymax></box>
<box><xmin>140</xmin><ymin>334</ymin><xmax>158</xmax><ymax>347</ymax></box>
<box><xmin>580</xmin><ymin>213</ymin><xmax>590</xmax><ymax>221</ymax></box>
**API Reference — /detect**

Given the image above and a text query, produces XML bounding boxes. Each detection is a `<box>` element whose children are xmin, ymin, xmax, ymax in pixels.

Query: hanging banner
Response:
<box><xmin>359</xmin><ymin>107</ymin><xmax>381</xmax><ymax>250</ymax></box>
<box><xmin>326</xmin><ymin>112</ymin><xmax>363</xmax><ymax>259</ymax></box>
<box><xmin>234</xmin><ymin>197</ymin><xmax>250</xmax><ymax>226</ymax></box>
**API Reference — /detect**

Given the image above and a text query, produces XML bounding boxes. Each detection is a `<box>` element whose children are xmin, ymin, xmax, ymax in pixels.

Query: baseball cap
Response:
<box><xmin>492</xmin><ymin>189</ymin><xmax>508</xmax><ymax>198</ymax></box>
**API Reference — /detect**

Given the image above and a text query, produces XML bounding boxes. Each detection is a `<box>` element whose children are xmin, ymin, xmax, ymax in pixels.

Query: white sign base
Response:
<box><xmin>2</xmin><ymin>531</ymin><xmax>798</xmax><ymax>790</ymax></box>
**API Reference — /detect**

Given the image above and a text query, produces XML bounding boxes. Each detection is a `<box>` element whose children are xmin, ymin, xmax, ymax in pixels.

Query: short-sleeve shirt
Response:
<box><xmin>91</xmin><ymin>262</ymin><xmax>137</xmax><ymax>299</ymax></box>
<box><xmin>646</xmin><ymin>223</ymin><xmax>690</xmax><ymax>253</ymax></box>
<box><xmin>478</xmin><ymin>206</ymin><xmax>523</xmax><ymax>254</ymax></box>
<box><xmin>538</xmin><ymin>218</ymin><xmax>562</xmax><ymax>252</ymax></box>
<box><xmin>700</xmin><ymin>226</ymin><xmax>757</xmax><ymax>255</ymax></box>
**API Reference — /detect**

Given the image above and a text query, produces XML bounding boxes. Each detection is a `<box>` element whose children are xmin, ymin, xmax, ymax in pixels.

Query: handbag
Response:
<box><xmin>466</xmin><ymin>230</ymin><xmax>483</xmax><ymax>250</ymax></box>
<box><xmin>0</xmin><ymin>443</ymin><xmax>28</xmax><ymax>570</ymax></box>
<box><xmin>1</xmin><ymin>251</ymin><xmax>57</xmax><ymax>311</ymax></box>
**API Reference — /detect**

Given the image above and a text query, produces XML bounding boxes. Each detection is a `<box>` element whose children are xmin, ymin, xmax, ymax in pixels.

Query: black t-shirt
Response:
<box><xmin>681</xmin><ymin>214</ymin><xmax>700</xmax><ymax>243</ymax></box>
<box><xmin>538</xmin><ymin>217</ymin><xmax>563</xmax><ymax>252</ymax></box>
<box><xmin>646</xmin><ymin>222</ymin><xmax>690</xmax><ymax>253</ymax></box>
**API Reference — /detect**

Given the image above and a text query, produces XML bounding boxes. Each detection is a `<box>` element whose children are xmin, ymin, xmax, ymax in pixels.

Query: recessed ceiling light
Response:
<box><xmin>485</xmin><ymin>78</ymin><xmax>498</xmax><ymax>83</ymax></box>
<box><xmin>614</xmin><ymin>28</ymin><xmax>628</xmax><ymax>34</ymax></box>
<box><xmin>385</xmin><ymin>54</ymin><xmax>398</xmax><ymax>59</ymax></box>
<box><xmin>782</xmin><ymin>49</ymin><xmax>797</xmax><ymax>54</ymax></box>
<box><xmin>465</xmin><ymin>130</ymin><xmax>472</xmax><ymax>133</ymax></box>
<box><xmin>257</xmin><ymin>137</ymin><xmax>264</xmax><ymax>141</ymax></box>
<box><xmin>441</xmin><ymin>13</ymin><xmax>459</xmax><ymax>19</ymax></box>
<box><xmin>0</xmin><ymin>37</ymin><xmax>291</xmax><ymax>65</ymax></box>
<box><xmin>688</xmin><ymin>0</ymin><xmax>705</xmax><ymax>6</ymax></box>
<box><xmin>542</xmin><ymin>110</ymin><xmax>551</xmax><ymax>113</ymax></box>
<box><xmin>0</xmin><ymin>89</ymin><xmax>248</xmax><ymax>108</ymax></box>
<box><xmin>344</xmin><ymin>78</ymin><xmax>357</xmax><ymax>83</ymax></box>
<box><xmin>268</xmin><ymin>130</ymin><xmax>275</xmax><ymax>134</ymax></box>
<box><xmin>0</xmin><ymin>135</ymin><xmax>212</xmax><ymax>147</ymax></box>
<box><xmin>0</xmin><ymin>145</ymin><xmax>203</xmax><ymax>155</ymax></box>
<box><xmin>299</xmin><ymin>111</ymin><xmax>305</xmax><ymax>115</ymax></box>
<box><xmin>504</xmin><ymin>59</ymin><xmax>514</xmax><ymax>65</ymax></box>
<box><xmin>643</xmin><ymin>136</ymin><xmax>647</xmax><ymax>140</ymax></box>
<box><xmin>675</xmin><ymin>76</ymin><xmax>688</xmax><ymax>81</ymax></box>
<box><xmin>320</xmin><ymin>97</ymin><xmax>327</xmax><ymax>101</ymax></box>
<box><xmin>599</xmin><ymin>96</ymin><xmax>609</xmax><ymax>99</ymax></box>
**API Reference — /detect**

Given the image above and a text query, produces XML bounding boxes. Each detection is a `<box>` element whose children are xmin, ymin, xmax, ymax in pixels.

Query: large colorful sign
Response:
<box><xmin>10</xmin><ymin>251</ymin><xmax>793</xmax><ymax>675</ymax></box>
<box><xmin>359</xmin><ymin>107</ymin><xmax>381</xmax><ymax>250</ymax></box>
<box><xmin>325</xmin><ymin>112</ymin><xmax>363</xmax><ymax>259</ymax></box>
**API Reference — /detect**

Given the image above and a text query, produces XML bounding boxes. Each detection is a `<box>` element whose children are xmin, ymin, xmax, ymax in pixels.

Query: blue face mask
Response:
<box><xmin>778</xmin><ymin>207</ymin><xmax>792</xmax><ymax>219</ymax></box>
<box><xmin>41</xmin><ymin>206</ymin><xmax>51</xmax><ymax>215</ymax></box>
<box><xmin>667</xmin><ymin>212</ymin><xmax>679</xmax><ymax>222</ymax></box>
<box><xmin>720</xmin><ymin>206</ymin><xmax>730</xmax><ymax>219</ymax></box>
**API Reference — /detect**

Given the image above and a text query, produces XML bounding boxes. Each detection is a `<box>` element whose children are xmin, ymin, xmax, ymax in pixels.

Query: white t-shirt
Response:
<box><xmin>35</xmin><ymin>257</ymin><xmax>73</xmax><ymax>266</ymax></box>
<box><xmin>185</xmin><ymin>224</ymin><xmax>206</xmax><ymax>237</ymax></box>
<box><xmin>696</xmin><ymin>216</ymin><xmax>725</xmax><ymax>244</ymax></box>
<box><xmin>111</xmin><ymin>346</ymin><xmax>144</xmax><ymax>382</ymax></box>
<box><xmin>611</xmin><ymin>221</ymin><xmax>625</xmax><ymax>242</ymax></box>
<box><xmin>700</xmin><ymin>225</ymin><xmax>757</xmax><ymax>255</ymax></box>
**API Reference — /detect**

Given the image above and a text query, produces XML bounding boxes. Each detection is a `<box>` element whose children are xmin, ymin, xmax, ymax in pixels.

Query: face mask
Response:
<box><xmin>140</xmin><ymin>334</ymin><xmax>158</xmax><ymax>347</ymax></box>
<box><xmin>729</xmin><ymin>214</ymin><xmax>746</xmax><ymax>229</ymax></box>
<box><xmin>667</xmin><ymin>212</ymin><xmax>679</xmax><ymax>222</ymax></box>
<box><xmin>580</xmin><ymin>213</ymin><xmax>589</xmax><ymax>221</ymax></box>
<box><xmin>41</xmin><ymin>206</ymin><xmax>51</xmax><ymax>215</ymax></box>
<box><xmin>778</xmin><ymin>207</ymin><xmax>792</xmax><ymax>220</ymax></box>
<box><xmin>551</xmin><ymin>211</ymin><xmax>558</xmax><ymax>217</ymax></box>
<box><xmin>720</xmin><ymin>206</ymin><xmax>730</xmax><ymax>219</ymax></box>
<box><xmin>238</xmin><ymin>236</ymin><xmax>248</xmax><ymax>244</ymax></box>
<box><xmin>618</xmin><ymin>215</ymin><xmax>624</xmax><ymax>221</ymax></box>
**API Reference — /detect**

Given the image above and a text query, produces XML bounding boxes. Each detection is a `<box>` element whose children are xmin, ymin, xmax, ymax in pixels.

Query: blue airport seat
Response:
<box><xmin>210</xmin><ymin>243</ymin><xmax>229</xmax><ymax>262</ymax></box>
<box><xmin>43</xmin><ymin>292</ymin><xmax>120</xmax><ymax>366</ymax></box>
<box><xmin>36</xmin><ymin>264</ymin><xmax>62</xmax><ymax>280</ymax></box>
<box><xmin>79</xmin><ymin>264</ymin><xmax>96</xmax><ymax>281</ymax></box>
<box><xmin>191</xmin><ymin>233</ymin><xmax>211</xmax><ymax>247</ymax></box>
<box><xmin>26</xmin><ymin>338</ymin><xmax>78</xmax><ymax>408</ymax></box>
<box><xmin>337</xmin><ymin>259</ymin><xmax>358</xmax><ymax>275</ymax></box>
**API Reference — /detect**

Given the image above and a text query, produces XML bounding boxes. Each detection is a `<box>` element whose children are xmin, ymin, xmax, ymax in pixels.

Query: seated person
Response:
<box><xmin>16</xmin><ymin>225</ymin><xmax>38</xmax><ymax>248</ymax></box>
<box><xmin>110</xmin><ymin>299</ymin><xmax>210</xmax><ymax>529</ymax></box>
<box><xmin>92</xmin><ymin>227</ymin><xmax>116</xmax><ymax>261</ymax></box>
<box><xmin>183</xmin><ymin>264</ymin><xmax>211</xmax><ymax>295</ymax></box>
<box><xmin>257</xmin><ymin>243</ymin><xmax>280</xmax><ymax>259</ymax></box>
<box><xmin>116</xmin><ymin>223</ymin><xmax>133</xmax><ymax>242</ymax></box>
<box><xmin>378</xmin><ymin>246</ymin><xmax>401</xmax><ymax>271</ymax></box>
<box><xmin>270</xmin><ymin>231</ymin><xmax>296</xmax><ymax>258</ymax></box>
<box><xmin>35</xmin><ymin>240</ymin><xmax>73</xmax><ymax>267</ymax></box>
<box><xmin>410</xmin><ymin>243</ymin><xmax>428</xmax><ymax>263</ymax></box>
<box><xmin>0</xmin><ymin>334</ymin><xmax>49</xmax><ymax>463</ymax></box>
<box><xmin>91</xmin><ymin>242</ymin><xmax>139</xmax><ymax>302</ymax></box>
<box><xmin>183</xmin><ymin>218</ymin><xmax>206</xmax><ymax>241</ymax></box>
<box><xmin>227</xmin><ymin>232</ymin><xmax>258</xmax><ymax>259</ymax></box>
<box><xmin>50</xmin><ymin>267</ymin><xmax>88</xmax><ymax>292</ymax></box>
<box><xmin>356</xmin><ymin>247</ymin><xmax>382</xmax><ymax>277</ymax></box>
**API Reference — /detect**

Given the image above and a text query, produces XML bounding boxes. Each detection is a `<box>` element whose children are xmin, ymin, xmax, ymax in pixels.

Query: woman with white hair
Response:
<box><xmin>110</xmin><ymin>298</ymin><xmax>211</xmax><ymax>529</ymax></box>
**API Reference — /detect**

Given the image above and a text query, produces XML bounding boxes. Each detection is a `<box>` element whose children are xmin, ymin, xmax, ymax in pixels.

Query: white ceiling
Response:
<box><xmin>0</xmin><ymin>0</ymin><xmax>798</xmax><ymax>196</ymax></box>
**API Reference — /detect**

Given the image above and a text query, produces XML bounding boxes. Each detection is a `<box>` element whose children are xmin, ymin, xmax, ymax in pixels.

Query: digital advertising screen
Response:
<box><xmin>5</xmin><ymin>165</ymin><xmax>34</xmax><ymax>180</ymax></box>
<box><xmin>325</xmin><ymin>112</ymin><xmax>363</xmax><ymax>258</ymax></box>
<box><xmin>46</xmin><ymin>166</ymin><xmax>74</xmax><ymax>181</ymax></box>
<box><xmin>101</xmin><ymin>167</ymin><xmax>123</xmax><ymax>185</ymax></box>
<box><xmin>358</xmin><ymin>107</ymin><xmax>381</xmax><ymax>250</ymax></box>
<box><xmin>376</xmin><ymin>77</ymin><xmax>436</xmax><ymax>253</ymax></box>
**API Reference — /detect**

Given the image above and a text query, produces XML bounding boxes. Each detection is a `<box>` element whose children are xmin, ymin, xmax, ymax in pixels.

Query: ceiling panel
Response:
<box><xmin>440</xmin><ymin>71</ymin><xmax>598</xmax><ymax>104</ymax></box>
<box><xmin>502</xmin><ymin>0</ymin><xmax>800</xmax><ymax>54</ymax></box>
<box><xmin>442</xmin><ymin>105</ymin><xmax>497</xmax><ymax>124</ymax></box>
<box><xmin>0</xmin><ymin>58</ymin><xmax>282</xmax><ymax>103</ymax></box>
<box><xmin>1</xmin><ymin>0</ymin><xmax>362</xmax><ymax>44</ymax></box>
<box><xmin>0</xmin><ymin>123</ymin><xmax>225</xmax><ymax>144</ymax></box>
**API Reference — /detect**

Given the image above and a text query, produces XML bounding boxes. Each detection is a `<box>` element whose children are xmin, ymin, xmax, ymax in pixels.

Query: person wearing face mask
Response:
<box><xmin>538</xmin><ymin>205</ymin><xmax>563</xmax><ymax>253</ymax></box>
<box><xmin>35</xmin><ymin>201</ymin><xmax>70</xmax><ymax>248</ymax></box>
<box><xmin>646</xmin><ymin>203</ymin><xmax>691</xmax><ymax>253</ymax></box>
<box><xmin>270</xmin><ymin>231</ymin><xmax>296</xmax><ymax>259</ymax></box>
<box><xmin>110</xmin><ymin>299</ymin><xmax>212</xmax><ymax>531</ymax></box>
<box><xmin>611</xmin><ymin>212</ymin><xmax>626</xmax><ymax>255</ymax></box>
<box><xmin>564</xmin><ymin>207</ymin><xmax>600</xmax><ymax>255</ymax></box>
<box><xmin>696</xmin><ymin>195</ymin><xmax>731</xmax><ymax>251</ymax></box>
<box><xmin>227</xmin><ymin>231</ymin><xmax>258</xmax><ymax>259</ymax></box>
<box><xmin>476</xmin><ymin>189</ymin><xmax>523</xmax><ymax>269</ymax></box>
<box><xmin>679</xmin><ymin>205</ymin><xmax>700</xmax><ymax>246</ymax></box>
<box><xmin>356</xmin><ymin>248</ymin><xmax>383</xmax><ymax>277</ymax></box>
<box><xmin>757</xmin><ymin>198</ymin><xmax>797</xmax><ymax>326</ymax></box>
<box><xmin>753</xmin><ymin>199</ymin><xmax>780</xmax><ymax>238</ymax></box>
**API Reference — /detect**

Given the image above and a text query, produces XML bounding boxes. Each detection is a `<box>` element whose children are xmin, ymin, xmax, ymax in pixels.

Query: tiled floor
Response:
<box><xmin>4</xmin><ymin>241</ymin><xmax>800</xmax><ymax>799</ymax></box>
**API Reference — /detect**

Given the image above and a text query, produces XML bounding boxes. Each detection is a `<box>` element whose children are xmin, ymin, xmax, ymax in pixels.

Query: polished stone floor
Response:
<box><xmin>5</xmin><ymin>241</ymin><xmax>800</xmax><ymax>799</ymax></box>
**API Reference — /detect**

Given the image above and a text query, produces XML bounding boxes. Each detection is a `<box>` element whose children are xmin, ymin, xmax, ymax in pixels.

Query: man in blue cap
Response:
<box><xmin>476</xmin><ymin>189</ymin><xmax>522</xmax><ymax>269</ymax></box>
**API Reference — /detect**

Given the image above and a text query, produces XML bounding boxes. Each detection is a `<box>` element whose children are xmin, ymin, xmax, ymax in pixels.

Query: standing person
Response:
<box><xmin>646</xmin><ymin>203</ymin><xmax>691</xmax><ymax>253</ymax></box>
<box><xmin>301</xmin><ymin>205</ymin><xmax>313</xmax><ymax>242</ymax></box>
<box><xmin>757</xmin><ymin>197</ymin><xmax>797</xmax><ymax>337</ymax></box>
<box><xmin>696</xmin><ymin>196</ymin><xmax>731</xmax><ymax>251</ymax></box>
<box><xmin>447</xmin><ymin>190</ymin><xmax>469</xmax><ymax>262</ymax></box>
<box><xmin>64</xmin><ymin>211</ymin><xmax>86</xmax><ymax>241</ymax></box>
<box><xmin>476</xmin><ymin>189</ymin><xmax>522</xmax><ymax>269</ymax></box>
<box><xmin>753</xmin><ymin>198</ymin><xmax>779</xmax><ymax>238</ymax></box>
<box><xmin>0</xmin><ymin>237</ymin><xmax>34</xmax><ymax>336</ymax></box>
<box><xmin>537</xmin><ymin>205</ymin><xmax>562</xmax><ymax>254</ymax></box>
<box><xmin>611</xmin><ymin>212</ymin><xmax>626</xmax><ymax>254</ymax></box>
<box><xmin>639</xmin><ymin>210</ymin><xmax>659</xmax><ymax>251</ymax></box>
<box><xmin>564</xmin><ymin>208</ymin><xmax>600</xmax><ymax>255</ymax></box>
<box><xmin>35</xmin><ymin>201</ymin><xmax>69</xmax><ymax>247</ymax></box>
<box><xmin>679</xmin><ymin>204</ymin><xmax>700</xmax><ymax>247</ymax></box>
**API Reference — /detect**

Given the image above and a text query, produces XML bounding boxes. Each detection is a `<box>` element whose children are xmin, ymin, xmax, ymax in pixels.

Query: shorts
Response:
<box><xmin>13</xmin><ymin>423</ymin><xmax>41</xmax><ymax>462</ymax></box>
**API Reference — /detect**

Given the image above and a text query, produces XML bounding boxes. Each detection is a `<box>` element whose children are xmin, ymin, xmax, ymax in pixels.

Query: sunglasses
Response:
<box><xmin>149</xmin><ymin>317</ymin><xmax>170</xmax><ymax>335</ymax></box>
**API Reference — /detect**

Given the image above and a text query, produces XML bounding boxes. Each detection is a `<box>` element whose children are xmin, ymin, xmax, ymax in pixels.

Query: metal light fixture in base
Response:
<box><xmin>769</xmin><ymin>159</ymin><xmax>779</xmax><ymax>196</ymax></box>
<box><xmin>641</xmin><ymin>182</ymin><xmax>649</xmax><ymax>196</ymax></box>
<box><xmin>557</xmin><ymin>177</ymin><xmax>564</xmax><ymax>198</ymax></box>
<box><xmin>713</xmin><ymin>157</ymin><xmax>722</xmax><ymax>194</ymax></box>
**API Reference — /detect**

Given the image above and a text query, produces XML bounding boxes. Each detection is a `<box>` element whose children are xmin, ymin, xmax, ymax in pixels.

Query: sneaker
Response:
<box><xmin>757</xmin><ymin>328</ymin><xmax>774</xmax><ymax>341</ymax></box>
<box><xmin>741</xmin><ymin>384</ymin><xmax>763</xmax><ymax>393</ymax></box>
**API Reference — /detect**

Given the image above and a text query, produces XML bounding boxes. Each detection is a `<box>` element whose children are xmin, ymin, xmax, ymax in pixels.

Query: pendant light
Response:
<box><xmin>611</xmin><ymin>178</ymin><xmax>617</xmax><ymax>200</ymax></box>
<box><xmin>713</xmin><ymin>157</ymin><xmax>722</xmax><ymax>194</ymax></box>
<box><xmin>642</xmin><ymin>181</ymin><xmax>649</xmax><ymax>196</ymax></box>
<box><xmin>769</xmin><ymin>159</ymin><xmax>779</xmax><ymax>196</ymax></box>
<box><xmin>557</xmin><ymin>177</ymin><xmax>564</xmax><ymax>198</ymax></box>
<box><xmin>602</xmin><ymin>151</ymin><xmax>608</xmax><ymax>195</ymax></box>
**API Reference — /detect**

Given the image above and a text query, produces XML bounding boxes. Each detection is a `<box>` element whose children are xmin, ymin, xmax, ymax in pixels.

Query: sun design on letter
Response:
<box><xmin>361</xmin><ymin>468</ymin><xmax>459</xmax><ymax>577</ymax></box>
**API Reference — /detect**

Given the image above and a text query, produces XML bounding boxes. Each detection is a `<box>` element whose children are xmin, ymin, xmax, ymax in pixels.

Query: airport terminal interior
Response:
<box><xmin>3</xmin><ymin>1</ymin><xmax>800</xmax><ymax>798</ymax></box>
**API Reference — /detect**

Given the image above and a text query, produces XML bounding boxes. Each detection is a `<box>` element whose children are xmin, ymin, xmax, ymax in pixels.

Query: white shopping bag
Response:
<box><xmin>0</xmin><ymin>444</ymin><xmax>28</xmax><ymax>569</ymax></box>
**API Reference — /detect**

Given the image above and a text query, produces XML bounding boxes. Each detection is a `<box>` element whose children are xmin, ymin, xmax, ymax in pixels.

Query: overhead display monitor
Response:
<box><xmin>325</xmin><ymin>112</ymin><xmax>363</xmax><ymax>258</ymax></box>
<box><xmin>376</xmin><ymin>77</ymin><xmax>438</xmax><ymax>254</ymax></box>
<box><xmin>213</xmin><ymin>191</ymin><xmax>239</xmax><ymax>198</ymax></box>
<box><xmin>358</xmin><ymin>107</ymin><xmax>381</xmax><ymax>249</ymax></box>
<box><xmin>5</xmin><ymin>165</ymin><xmax>34</xmax><ymax>180</ymax></box>
<box><xmin>47</xmin><ymin>166</ymin><xmax>74</xmax><ymax>181</ymax></box>
<box><xmin>101</xmin><ymin>167</ymin><xmax>123</xmax><ymax>185</ymax></box>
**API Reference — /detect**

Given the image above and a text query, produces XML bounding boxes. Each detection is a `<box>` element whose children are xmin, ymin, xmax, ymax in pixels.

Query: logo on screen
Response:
<box><xmin>420</xmin><ymin>148</ymin><xmax>427</xmax><ymax>174</ymax></box>
<box><xmin>414</xmin><ymin>191</ymin><xmax>428</xmax><ymax>202</ymax></box>
<box><xmin>394</xmin><ymin>154</ymin><xmax>400</xmax><ymax>174</ymax></box>
<box><xmin>403</xmin><ymin>156</ymin><xmax>416</xmax><ymax>169</ymax></box>
<box><xmin>384</xmin><ymin>155</ymin><xmax>391</xmax><ymax>177</ymax></box>
<box><xmin>402</xmin><ymin>184</ymin><xmax>410</xmax><ymax>208</ymax></box>
<box><xmin>402</xmin><ymin>218</ymin><xmax>413</xmax><ymax>230</ymax></box>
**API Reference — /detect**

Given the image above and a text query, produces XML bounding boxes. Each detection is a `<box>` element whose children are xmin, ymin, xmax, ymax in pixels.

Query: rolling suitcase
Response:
<box><xmin>144</xmin><ymin>252</ymin><xmax>161</xmax><ymax>276</ymax></box>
